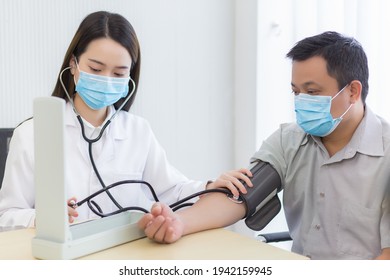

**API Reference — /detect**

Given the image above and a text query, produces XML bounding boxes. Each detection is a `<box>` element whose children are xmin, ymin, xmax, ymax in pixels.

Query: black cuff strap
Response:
<box><xmin>238</xmin><ymin>160</ymin><xmax>282</xmax><ymax>231</ymax></box>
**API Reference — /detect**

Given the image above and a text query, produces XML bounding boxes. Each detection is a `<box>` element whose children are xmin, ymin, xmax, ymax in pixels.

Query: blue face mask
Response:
<box><xmin>294</xmin><ymin>85</ymin><xmax>353</xmax><ymax>137</ymax></box>
<box><xmin>75</xmin><ymin>64</ymin><xmax>130</xmax><ymax>110</ymax></box>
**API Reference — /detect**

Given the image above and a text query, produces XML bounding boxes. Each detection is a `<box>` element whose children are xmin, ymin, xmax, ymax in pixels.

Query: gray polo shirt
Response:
<box><xmin>251</xmin><ymin>106</ymin><xmax>390</xmax><ymax>259</ymax></box>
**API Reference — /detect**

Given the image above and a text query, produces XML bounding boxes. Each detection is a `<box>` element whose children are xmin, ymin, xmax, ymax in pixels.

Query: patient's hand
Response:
<box><xmin>138</xmin><ymin>202</ymin><xmax>184</xmax><ymax>243</ymax></box>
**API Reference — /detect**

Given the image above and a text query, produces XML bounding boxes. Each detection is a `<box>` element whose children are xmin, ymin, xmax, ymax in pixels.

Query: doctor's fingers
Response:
<box><xmin>238</xmin><ymin>168</ymin><xmax>253</xmax><ymax>179</ymax></box>
<box><xmin>67</xmin><ymin>197</ymin><xmax>78</xmax><ymax>223</ymax></box>
<box><xmin>210</xmin><ymin>178</ymin><xmax>240</xmax><ymax>197</ymax></box>
<box><xmin>67</xmin><ymin>206</ymin><xmax>78</xmax><ymax>223</ymax></box>
<box><xmin>68</xmin><ymin>207</ymin><xmax>78</xmax><ymax>216</ymax></box>
<box><xmin>216</xmin><ymin>171</ymin><xmax>253</xmax><ymax>195</ymax></box>
<box><xmin>221</xmin><ymin>169</ymin><xmax>253</xmax><ymax>187</ymax></box>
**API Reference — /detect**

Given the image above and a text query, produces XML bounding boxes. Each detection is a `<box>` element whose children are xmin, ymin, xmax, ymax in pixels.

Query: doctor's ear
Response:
<box><xmin>69</xmin><ymin>57</ymin><xmax>76</xmax><ymax>75</ymax></box>
<box><xmin>348</xmin><ymin>80</ymin><xmax>362</xmax><ymax>104</ymax></box>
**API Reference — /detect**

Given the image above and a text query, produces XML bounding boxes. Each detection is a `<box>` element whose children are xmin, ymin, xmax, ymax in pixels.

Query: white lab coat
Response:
<box><xmin>0</xmin><ymin>102</ymin><xmax>204</xmax><ymax>231</ymax></box>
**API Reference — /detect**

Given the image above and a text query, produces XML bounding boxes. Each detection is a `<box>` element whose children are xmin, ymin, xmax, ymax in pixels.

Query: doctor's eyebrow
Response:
<box><xmin>88</xmin><ymin>58</ymin><xmax>130</xmax><ymax>69</ymax></box>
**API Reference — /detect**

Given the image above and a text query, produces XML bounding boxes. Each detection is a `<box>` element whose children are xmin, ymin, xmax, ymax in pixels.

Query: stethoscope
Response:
<box><xmin>59</xmin><ymin>66</ymin><xmax>233</xmax><ymax>218</ymax></box>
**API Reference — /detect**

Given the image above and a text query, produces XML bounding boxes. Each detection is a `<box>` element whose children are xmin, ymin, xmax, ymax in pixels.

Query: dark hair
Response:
<box><xmin>286</xmin><ymin>31</ymin><xmax>369</xmax><ymax>103</ymax></box>
<box><xmin>52</xmin><ymin>11</ymin><xmax>141</xmax><ymax>111</ymax></box>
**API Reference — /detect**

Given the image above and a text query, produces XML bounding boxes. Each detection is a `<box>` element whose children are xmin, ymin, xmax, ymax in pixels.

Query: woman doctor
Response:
<box><xmin>0</xmin><ymin>11</ymin><xmax>252</xmax><ymax>231</ymax></box>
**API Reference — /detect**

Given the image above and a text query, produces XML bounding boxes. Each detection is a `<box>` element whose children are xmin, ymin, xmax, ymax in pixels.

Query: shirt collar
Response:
<box><xmin>64</xmin><ymin>102</ymin><xmax>127</xmax><ymax>140</ymax></box>
<box><xmin>354</xmin><ymin>106</ymin><xmax>384</xmax><ymax>156</ymax></box>
<box><xmin>307</xmin><ymin>106</ymin><xmax>384</xmax><ymax>160</ymax></box>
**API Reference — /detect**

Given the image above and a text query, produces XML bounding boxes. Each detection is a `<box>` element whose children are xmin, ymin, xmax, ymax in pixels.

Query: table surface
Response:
<box><xmin>0</xmin><ymin>227</ymin><xmax>307</xmax><ymax>260</ymax></box>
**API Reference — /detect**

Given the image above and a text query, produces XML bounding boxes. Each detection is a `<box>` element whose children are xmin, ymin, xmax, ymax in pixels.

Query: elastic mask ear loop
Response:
<box><xmin>74</xmin><ymin>57</ymin><xmax>80</xmax><ymax>70</ymax></box>
<box><xmin>331</xmin><ymin>84</ymin><xmax>349</xmax><ymax>101</ymax></box>
<box><xmin>338</xmin><ymin>103</ymin><xmax>353</xmax><ymax>119</ymax></box>
<box><xmin>331</xmin><ymin>84</ymin><xmax>353</xmax><ymax>119</ymax></box>
<box><xmin>73</xmin><ymin>58</ymin><xmax>80</xmax><ymax>87</ymax></box>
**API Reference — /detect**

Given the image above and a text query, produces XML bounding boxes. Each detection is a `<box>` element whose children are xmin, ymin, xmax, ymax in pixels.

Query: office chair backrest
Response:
<box><xmin>0</xmin><ymin>128</ymin><xmax>14</xmax><ymax>188</ymax></box>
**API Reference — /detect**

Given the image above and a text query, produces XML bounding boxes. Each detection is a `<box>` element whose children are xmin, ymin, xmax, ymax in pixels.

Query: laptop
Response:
<box><xmin>31</xmin><ymin>96</ymin><xmax>144</xmax><ymax>259</ymax></box>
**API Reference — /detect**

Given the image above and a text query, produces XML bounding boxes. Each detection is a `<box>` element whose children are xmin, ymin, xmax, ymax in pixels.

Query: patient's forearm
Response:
<box><xmin>177</xmin><ymin>193</ymin><xmax>247</xmax><ymax>236</ymax></box>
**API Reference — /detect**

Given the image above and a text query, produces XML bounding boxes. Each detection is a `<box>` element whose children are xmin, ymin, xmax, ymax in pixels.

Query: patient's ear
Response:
<box><xmin>349</xmin><ymin>80</ymin><xmax>362</xmax><ymax>104</ymax></box>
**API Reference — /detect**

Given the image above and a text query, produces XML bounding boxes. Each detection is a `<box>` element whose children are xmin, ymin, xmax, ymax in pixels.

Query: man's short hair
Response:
<box><xmin>286</xmin><ymin>31</ymin><xmax>369</xmax><ymax>103</ymax></box>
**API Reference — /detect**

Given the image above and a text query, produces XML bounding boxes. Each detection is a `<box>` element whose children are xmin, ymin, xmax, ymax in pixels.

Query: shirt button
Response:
<box><xmin>320</xmin><ymin>192</ymin><xmax>325</xmax><ymax>197</ymax></box>
<box><xmin>315</xmin><ymin>224</ymin><xmax>321</xmax><ymax>230</ymax></box>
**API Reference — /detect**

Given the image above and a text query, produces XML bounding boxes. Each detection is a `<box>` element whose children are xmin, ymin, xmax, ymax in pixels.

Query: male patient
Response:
<box><xmin>138</xmin><ymin>31</ymin><xmax>390</xmax><ymax>260</ymax></box>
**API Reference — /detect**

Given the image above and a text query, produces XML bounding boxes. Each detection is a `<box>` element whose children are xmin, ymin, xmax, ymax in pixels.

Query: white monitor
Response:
<box><xmin>31</xmin><ymin>96</ymin><xmax>144</xmax><ymax>259</ymax></box>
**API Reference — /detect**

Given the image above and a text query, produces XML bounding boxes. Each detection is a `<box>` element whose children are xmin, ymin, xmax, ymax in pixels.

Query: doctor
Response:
<box><xmin>0</xmin><ymin>11</ymin><xmax>252</xmax><ymax>231</ymax></box>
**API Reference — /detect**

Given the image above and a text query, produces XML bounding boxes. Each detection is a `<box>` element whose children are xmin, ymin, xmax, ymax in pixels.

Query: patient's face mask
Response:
<box><xmin>74</xmin><ymin>60</ymin><xmax>130</xmax><ymax>110</ymax></box>
<box><xmin>294</xmin><ymin>85</ymin><xmax>353</xmax><ymax>137</ymax></box>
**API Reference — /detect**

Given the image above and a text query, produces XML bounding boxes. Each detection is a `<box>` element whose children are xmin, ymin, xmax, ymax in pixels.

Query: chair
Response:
<box><xmin>257</xmin><ymin>231</ymin><xmax>292</xmax><ymax>243</ymax></box>
<box><xmin>0</xmin><ymin>128</ymin><xmax>14</xmax><ymax>188</ymax></box>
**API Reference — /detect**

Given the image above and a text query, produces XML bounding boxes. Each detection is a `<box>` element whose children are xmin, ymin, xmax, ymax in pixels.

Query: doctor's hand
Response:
<box><xmin>206</xmin><ymin>168</ymin><xmax>253</xmax><ymax>198</ymax></box>
<box><xmin>138</xmin><ymin>202</ymin><xmax>184</xmax><ymax>244</ymax></box>
<box><xmin>67</xmin><ymin>197</ymin><xmax>79</xmax><ymax>223</ymax></box>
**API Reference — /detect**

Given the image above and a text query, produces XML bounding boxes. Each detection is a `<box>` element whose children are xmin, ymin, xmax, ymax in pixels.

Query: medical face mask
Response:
<box><xmin>75</xmin><ymin>63</ymin><xmax>130</xmax><ymax>110</ymax></box>
<box><xmin>294</xmin><ymin>85</ymin><xmax>353</xmax><ymax>137</ymax></box>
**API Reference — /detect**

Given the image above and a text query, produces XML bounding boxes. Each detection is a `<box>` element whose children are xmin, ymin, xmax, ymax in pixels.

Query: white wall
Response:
<box><xmin>0</xmin><ymin>0</ymin><xmax>235</xmax><ymax>182</ymax></box>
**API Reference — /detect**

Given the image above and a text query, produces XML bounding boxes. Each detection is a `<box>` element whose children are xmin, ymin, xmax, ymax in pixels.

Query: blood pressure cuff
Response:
<box><xmin>239</xmin><ymin>160</ymin><xmax>282</xmax><ymax>231</ymax></box>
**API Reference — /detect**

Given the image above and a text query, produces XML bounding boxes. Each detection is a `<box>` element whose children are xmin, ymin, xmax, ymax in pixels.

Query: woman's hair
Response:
<box><xmin>52</xmin><ymin>11</ymin><xmax>141</xmax><ymax>112</ymax></box>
